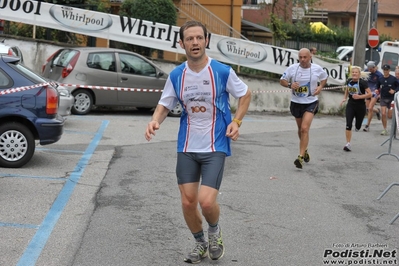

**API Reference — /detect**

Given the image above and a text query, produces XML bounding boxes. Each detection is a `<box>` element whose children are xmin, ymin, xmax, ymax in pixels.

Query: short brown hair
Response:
<box><xmin>179</xmin><ymin>20</ymin><xmax>208</xmax><ymax>41</ymax></box>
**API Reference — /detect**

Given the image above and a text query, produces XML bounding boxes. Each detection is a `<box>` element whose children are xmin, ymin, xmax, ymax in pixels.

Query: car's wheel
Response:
<box><xmin>0</xmin><ymin>122</ymin><xmax>35</xmax><ymax>168</ymax></box>
<box><xmin>72</xmin><ymin>89</ymin><xmax>93</xmax><ymax>115</ymax></box>
<box><xmin>168</xmin><ymin>102</ymin><xmax>183</xmax><ymax>117</ymax></box>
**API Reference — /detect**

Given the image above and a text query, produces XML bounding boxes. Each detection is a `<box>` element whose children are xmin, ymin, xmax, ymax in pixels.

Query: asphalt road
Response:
<box><xmin>1</xmin><ymin>110</ymin><xmax>398</xmax><ymax>266</ymax></box>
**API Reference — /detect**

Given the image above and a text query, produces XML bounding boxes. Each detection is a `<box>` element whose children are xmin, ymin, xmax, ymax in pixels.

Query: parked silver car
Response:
<box><xmin>41</xmin><ymin>47</ymin><xmax>182</xmax><ymax>116</ymax></box>
<box><xmin>0</xmin><ymin>39</ymin><xmax>24</xmax><ymax>64</ymax></box>
<box><xmin>49</xmin><ymin>81</ymin><xmax>75</xmax><ymax>117</ymax></box>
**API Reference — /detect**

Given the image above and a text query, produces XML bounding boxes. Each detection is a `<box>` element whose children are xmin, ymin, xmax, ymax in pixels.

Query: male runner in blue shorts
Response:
<box><xmin>145</xmin><ymin>20</ymin><xmax>251</xmax><ymax>264</ymax></box>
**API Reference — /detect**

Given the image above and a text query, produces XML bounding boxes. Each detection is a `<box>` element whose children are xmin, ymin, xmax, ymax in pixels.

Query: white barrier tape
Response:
<box><xmin>58</xmin><ymin>84</ymin><xmax>163</xmax><ymax>93</ymax></box>
<box><xmin>251</xmin><ymin>85</ymin><xmax>345</xmax><ymax>94</ymax></box>
<box><xmin>1</xmin><ymin>83</ymin><xmax>345</xmax><ymax>96</ymax></box>
<box><xmin>0</xmin><ymin>83</ymin><xmax>50</xmax><ymax>95</ymax></box>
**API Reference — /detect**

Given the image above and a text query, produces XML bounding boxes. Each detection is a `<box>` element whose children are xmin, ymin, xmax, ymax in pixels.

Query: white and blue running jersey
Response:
<box><xmin>158</xmin><ymin>58</ymin><xmax>248</xmax><ymax>156</ymax></box>
<box><xmin>280</xmin><ymin>63</ymin><xmax>328</xmax><ymax>104</ymax></box>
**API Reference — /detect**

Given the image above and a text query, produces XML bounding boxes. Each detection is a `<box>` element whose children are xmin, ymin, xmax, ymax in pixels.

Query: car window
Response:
<box><xmin>53</xmin><ymin>49</ymin><xmax>79</xmax><ymax>67</ymax></box>
<box><xmin>0</xmin><ymin>69</ymin><xmax>12</xmax><ymax>87</ymax></box>
<box><xmin>119</xmin><ymin>53</ymin><xmax>156</xmax><ymax>76</ymax></box>
<box><xmin>10</xmin><ymin>62</ymin><xmax>48</xmax><ymax>83</ymax></box>
<box><xmin>87</xmin><ymin>52</ymin><xmax>116</xmax><ymax>72</ymax></box>
<box><xmin>381</xmin><ymin>51</ymin><xmax>399</xmax><ymax>70</ymax></box>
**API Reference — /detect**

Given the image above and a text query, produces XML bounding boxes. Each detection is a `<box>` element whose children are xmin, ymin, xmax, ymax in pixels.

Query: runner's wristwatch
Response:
<box><xmin>233</xmin><ymin>118</ymin><xmax>242</xmax><ymax>127</ymax></box>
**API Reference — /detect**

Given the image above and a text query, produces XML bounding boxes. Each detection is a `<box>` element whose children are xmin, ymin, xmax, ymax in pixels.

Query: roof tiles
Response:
<box><xmin>318</xmin><ymin>0</ymin><xmax>399</xmax><ymax>15</ymax></box>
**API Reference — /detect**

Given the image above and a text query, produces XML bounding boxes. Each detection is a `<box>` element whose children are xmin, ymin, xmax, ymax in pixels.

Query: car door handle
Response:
<box><xmin>121</xmin><ymin>77</ymin><xmax>128</xmax><ymax>81</ymax></box>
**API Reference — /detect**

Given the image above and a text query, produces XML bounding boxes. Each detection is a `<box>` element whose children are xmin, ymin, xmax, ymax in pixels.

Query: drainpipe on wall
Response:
<box><xmin>230</xmin><ymin>0</ymin><xmax>233</xmax><ymax>37</ymax></box>
<box><xmin>231</xmin><ymin>0</ymin><xmax>241</xmax><ymax>73</ymax></box>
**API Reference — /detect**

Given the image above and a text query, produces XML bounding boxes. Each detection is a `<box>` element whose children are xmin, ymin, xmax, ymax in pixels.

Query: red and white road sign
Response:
<box><xmin>368</xmin><ymin>28</ymin><xmax>379</xmax><ymax>48</ymax></box>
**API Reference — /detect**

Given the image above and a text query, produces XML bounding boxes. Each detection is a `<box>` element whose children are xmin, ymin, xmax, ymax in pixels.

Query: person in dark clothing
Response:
<box><xmin>340</xmin><ymin>66</ymin><xmax>371</xmax><ymax>151</ymax></box>
<box><xmin>310</xmin><ymin>47</ymin><xmax>317</xmax><ymax>55</ymax></box>
<box><xmin>376</xmin><ymin>64</ymin><xmax>399</xmax><ymax>135</ymax></box>
<box><xmin>363</xmin><ymin>61</ymin><xmax>383</xmax><ymax>132</ymax></box>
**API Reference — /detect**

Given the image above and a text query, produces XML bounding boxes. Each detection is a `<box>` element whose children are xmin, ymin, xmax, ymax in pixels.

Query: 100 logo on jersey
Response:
<box><xmin>191</xmin><ymin>106</ymin><xmax>207</xmax><ymax>113</ymax></box>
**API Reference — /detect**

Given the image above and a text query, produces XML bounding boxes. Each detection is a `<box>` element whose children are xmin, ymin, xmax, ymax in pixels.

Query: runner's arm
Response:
<box><xmin>314</xmin><ymin>78</ymin><xmax>327</xmax><ymax>96</ymax></box>
<box><xmin>234</xmin><ymin>89</ymin><xmax>252</xmax><ymax>121</ymax></box>
<box><xmin>145</xmin><ymin>104</ymin><xmax>170</xmax><ymax>141</ymax></box>
<box><xmin>226</xmin><ymin>89</ymin><xmax>252</xmax><ymax>140</ymax></box>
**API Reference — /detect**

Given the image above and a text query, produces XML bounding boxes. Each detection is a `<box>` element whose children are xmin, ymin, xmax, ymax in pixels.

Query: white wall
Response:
<box><xmin>2</xmin><ymin>36</ymin><xmax>344</xmax><ymax>114</ymax></box>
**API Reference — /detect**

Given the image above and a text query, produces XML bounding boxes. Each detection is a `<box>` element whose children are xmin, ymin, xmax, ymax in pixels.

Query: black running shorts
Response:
<box><xmin>290</xmin><ymin>101</ymin><xmax>319</xmax><ymax>118</ymax></box>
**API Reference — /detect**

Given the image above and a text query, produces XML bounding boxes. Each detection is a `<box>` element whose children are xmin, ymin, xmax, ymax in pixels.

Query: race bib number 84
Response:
<box><xmin>294</xmin><ymin>85</ymin><xmax>309</xmax><ymax>97</ymax></box>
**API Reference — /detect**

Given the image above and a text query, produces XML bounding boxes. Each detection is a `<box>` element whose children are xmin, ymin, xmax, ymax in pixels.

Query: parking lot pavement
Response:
<box><xmin>0</xmin><ymin>114</ymin><xmax>114</xmax><ymax>266</ymax></box>
<box><xmin>1</xmin><ymin>111</ymin><xmax>399</xmax><ymax>266</ymax></box>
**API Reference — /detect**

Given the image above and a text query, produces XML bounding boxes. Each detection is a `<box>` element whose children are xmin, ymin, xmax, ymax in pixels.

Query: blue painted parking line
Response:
<box><xmin>17</xmin><ymin>120</ymin><xmax>109</xmax><ymax>266</ymax></box>
<box><xmin>0</xmin><ymin>222</ymin><xmax>39</xmax><ymax>229</ymax></box>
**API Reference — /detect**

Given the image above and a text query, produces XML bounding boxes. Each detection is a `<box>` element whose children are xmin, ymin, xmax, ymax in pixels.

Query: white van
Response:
<box><xmin>336</xmin><ymin>46</ymin><xmax>370</xmax><ymax>63</ymax></box>
<box><xmin>378</xmin><ymin>41</ymin><xmax>399</xmax><ymax>73</ymax></box>
<box><xmin>336</xmin><ymin>46</ymin><xmax>353</xmax><ymax>61</ymax></box>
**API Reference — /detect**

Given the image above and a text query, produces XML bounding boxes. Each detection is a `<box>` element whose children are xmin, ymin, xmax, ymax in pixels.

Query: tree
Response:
<box><xmin>86</xmin><ymin>0</ymin><xmax>111</xmax><ymax>13</ymax></box>
<box><xmin>119</xmin><ymin>0</ymin><xmax>176</xmax><ymax>23</ymax></box>
<box><xmin>262</xmin><ymin>0</ymin><xmax>322</xmax><ymax>45</ymax></box>
<box><xmin>116</xmin><ymin>0</ymin><xmax>177</xmax><ymax>57</ymax></box>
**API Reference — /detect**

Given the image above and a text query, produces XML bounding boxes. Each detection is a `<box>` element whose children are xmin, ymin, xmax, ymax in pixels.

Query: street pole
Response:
<box><xmin>353</xmin><ymin>0</ymin><xmax>370</xmax><ymax>68</ymax></box>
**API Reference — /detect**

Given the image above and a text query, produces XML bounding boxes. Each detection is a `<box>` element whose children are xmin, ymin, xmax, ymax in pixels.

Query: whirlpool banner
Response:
<box><xmin>0</xmin><ymin>0</ymin><xmax>348</xmax><ymax>85</ymax></box>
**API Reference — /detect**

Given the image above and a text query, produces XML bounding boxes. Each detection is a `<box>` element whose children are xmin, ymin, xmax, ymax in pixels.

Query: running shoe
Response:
<box><xmin>294</xmin><ymin>155</ymin><xmax>304</xmax><ymax>169</ymax></box>
<box><xmin>304</xmin><ymin>149</ymin><xmax>310</xmax><ymax>163</ymax></box>
<box><xmin>376</xmin><ymin>109</ymin><xmax>381</xmax><ymax>120</ymax></box>
<box><xmin>380</xmin><ymin>129</ymin><xmax>388</xmax><ymax>136</ymax></box>
<box><xmin>184</xmin><ymin>242</ymin><xmax>208</xmax><ymax>264</ymax></box>
<box><xmin>363</xmin><ymin>125</ymin><xmax>369</xmax><ymax>132</ymax></box>
<box><xmin>208</xmin><ymin>229</ymin><xmax>224</xmax><ymax>261</ymax></box>
<box><xmin>343</xmin><ymin>143</ymin><xmax>351</xmax><ymax>152</ymax></box>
